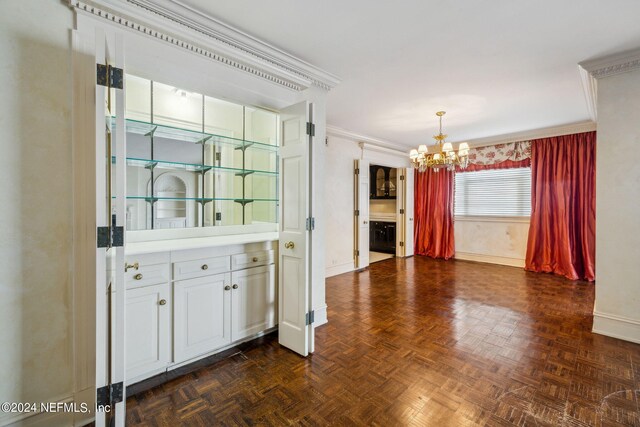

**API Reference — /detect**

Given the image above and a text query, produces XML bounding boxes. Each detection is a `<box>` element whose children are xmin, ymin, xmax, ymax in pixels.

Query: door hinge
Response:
<box><xmin>97</xmin><ymin>226</ymin><xmax>111</xmax><ymax>248</ymax></box>
<box><xmin>400</xmin><ymin>208</ymin><xmax>405</xmax><ymax>214</ymax></box>
<box><xmin>400</xmin><ymin>241</ymin><xmax>404</xmax><ymax>247</ymax></box>
<box><xmin>305</xmin><ymin>310</ymin><xmax>315</xmax><ymax>325</ymax></box>
<box><xmin>355</xmin><ymin>168</ymin><xmax>360</xmax><ymax>175</ymax></box>
<box><xmin>96</xmin><ymin>64</ymin><xmax>124</xmax><ymax>89</ymax></box>
<box><xmin>355</xmin><ymin>209</ymin><xmax>360</xmax><ymax>216</ymax></box>
<box><xmin>306</xmin><ymin>122</ymin><xmax>315</xmax><ymax>137</ymax></box>
<box><xmin>306</xmin><ymin>217</ymin><xmax>315</xmax><ymax>231</ymax></box>
<box><xmin>355</xmin><ymin>249</ymin><xmax>360</xmax><ymax>257</ymax></box>
<box><xmin>400</xmin><ymin>175</ymin><xmax>405</xmax><ymax>181</ymax></box>
<box><xmin>96</xmin><ymin>381</ymin><xmax>123</xmax><ymax>407</ymax></box>
<box><xmin>215</xmin><ymin>152</ymin><xmax>221</xmax><ymax>162</ymax></box>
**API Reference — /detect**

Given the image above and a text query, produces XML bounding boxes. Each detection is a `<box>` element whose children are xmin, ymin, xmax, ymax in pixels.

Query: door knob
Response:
<box><xmin>201</xmin><ymin>264</ymin><xmax>208</xmax><ymax>270</ymax></box>
<box><xmin>232</xmin><ymin>284</ymin><xmax>238</xmax><ymax>289</ymax></box>
<box><xmin>284</xmin><ymin>241</ymin><xmax>295</xmax><ymax>249</ymax></box>
<box><xmin>224</xmin><ymin>285</ymin><xmax>231</xmax><ymax>291</ymax></box>
<box><xmin>134</xmin><ymin>273</ymin><xmax>143</xmax><ymax>280</ymax></box>
<box><xmin>252</xmin><ymin>257</ymin><xmax>259</xmax><ymax>262</ymax></box>
<box><xmin>159</xmin><ymin>299</ymin><xmax>166</xmax><ymax>306</ymax></box>
<box><xmin>363</xmin><ymin>221</ymin><xmax>368</xmax><ymax>224</ymax></box>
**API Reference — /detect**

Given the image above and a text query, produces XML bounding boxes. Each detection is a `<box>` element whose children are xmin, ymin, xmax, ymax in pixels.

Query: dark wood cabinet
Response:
<box><xmin>369</xmin><ymin>165</ymin><xmax>397</xmax><ymax>199</ymax></box>
<box><xmin>370</xmin><ymin>221</ymin><xmax>396</xmax><ymax>254</ymax></box>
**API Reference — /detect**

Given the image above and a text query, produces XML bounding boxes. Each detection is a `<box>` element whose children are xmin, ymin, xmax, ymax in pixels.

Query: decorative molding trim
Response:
<box><xmin>578</xmin><ymin>65</ymin><xmax>598</xmax><ymax>122</ymax></box>
<box><xmin>455</xmin><ymin>252</ymin><xmax>525</xmax><ymax>268</ymax></box>
<box><xmin>325</xmin><ymin>261</ymin><xmax>355</xmax><ymax>278</ymax></box>
<box><xmin>458</xmin><ymin>121</ymin><xmax>597</xmax><ymax>150</ymax></box>
<box><xmin>593</xmin><ymin>310</ymin><xmax>640</xmax><ymax>344</ymax></box>
<box><xmin>579</xmin><ymin>47</ymin><xmax>640</xmax><ymax>79</ymax></box>
<box><xmin>314</xmin><ymin>304</ymin><xmax>328</xmax><ymax>327</ymax></box>
<box><xmin>326</xmin><ymin>125</ymin><xmax>406</xmax><ymax>151</ymax></box>
<box><xmin>68</xmin><ymin>0</ymin><xmax>340</xmax><ymax>92</ymax></box>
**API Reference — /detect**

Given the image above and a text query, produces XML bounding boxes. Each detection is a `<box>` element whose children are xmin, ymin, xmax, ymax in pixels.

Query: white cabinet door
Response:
<box><xmin>174</xmin><ymin>273</ymin><xmax>231</xmax><ymax>363</ymax></box>
<box><xmin>231</xmin><ymin>265</ymin><xmax>276</xmax><ymax>341</ymax></box>
<box><xmin>125</xmin><ymin>283</ymin><xmax>170</xmax><ymax>382</ymax></box>
<box><xmin>279</xmin><ymin>101</ymin><xmax>312</xmax><ymax>356</ymax></box>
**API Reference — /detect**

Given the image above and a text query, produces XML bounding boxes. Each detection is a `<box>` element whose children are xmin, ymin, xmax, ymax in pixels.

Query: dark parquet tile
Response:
<box><xmin>126</xmin><ymin>257</ymin><xmax>640</xmax><ymax>426</ymax></box>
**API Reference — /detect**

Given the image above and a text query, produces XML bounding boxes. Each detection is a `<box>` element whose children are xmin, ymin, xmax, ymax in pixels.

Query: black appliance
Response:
<box><xmin>370</xmin><ymin>221</ymin><xmax>396</xmax><ymax>254</ymax></box>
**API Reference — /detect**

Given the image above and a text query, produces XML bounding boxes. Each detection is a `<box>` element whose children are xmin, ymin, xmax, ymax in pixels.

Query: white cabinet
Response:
<box><xmin>173</xmin><ymin>273</ymin><xmax>232</xmax><ymax>362</ymax></box>
<box><xmin>125</xmin><ymin>283</ymin><xmax>171</xmax><ymax>382</ymax></box>
<box><xmin>232</xmin><ymin>265</ymin><xmax>276</xmax><ymax>341</ymax></box>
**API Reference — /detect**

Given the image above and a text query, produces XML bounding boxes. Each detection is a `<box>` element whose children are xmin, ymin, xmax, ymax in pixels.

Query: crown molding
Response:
<box><xmin>578</xmin><ymin>47</ymin><xmax>640</xmax><ymax>121</ymax></box>
<box><xmin>68</xmin><ymin>0</ymin><xmax>341</xmax><ymax>92</ymax></box>
<box><xmin>579</xmin><ymin>47</ymin><xmax>640</xmax><ymax>79</ymax></box>
<box><xmin>459</xmin><ymin>121</ymin><xmax>596</xmax><ymax>149</ymax></box>
<box><xmin>326</xmin><ymin>124</ymin><xmax>407</xmax><ymax>153</ymax></box>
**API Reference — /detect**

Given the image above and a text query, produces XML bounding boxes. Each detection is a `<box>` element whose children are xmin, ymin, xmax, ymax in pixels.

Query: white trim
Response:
<box><xmin>455</xmin><ymin>252</ymin><xmax>525</xmax><ymax>268</ymax></box>
<box><xmin>578</xmin><ymin>65</ymin><xmax>598</xmax><ymax>122</ymax></box>
<box><xmin>325</xmin><ymin>261</ymin><xmax>355</xmax><ymax>278</ymax></box>
<box><xmin>592</xmin><ymin>310</ymin><xmax>640</xmax><ymax>344</ymax></box>
<box><xmin>455</xmin><ymin>215</ymin><xmax>530</xmax><ymax>224</ymax></box>
<box><xmin>579</xmin><ymin>47</ymin><xmax>640</xmax><ymax>80</ymax></box>
<box><xmin>68</xmin><ymin>0</ymin><xmax>340</xmax><ymax>92</ymax></box>
<box><xmin>313</xmin><ymin>304</ymin><xmax>328</xmax><ymax>327</ymax></box>
<box><xmin>455</xmin><ymin>121</ymin><xmax>596</xmax><ymax>149</ymax></box>
<box><xmin>326</xmin><ymin>124</ymin><xmax>405</xmax><ymax>150</ymax></box>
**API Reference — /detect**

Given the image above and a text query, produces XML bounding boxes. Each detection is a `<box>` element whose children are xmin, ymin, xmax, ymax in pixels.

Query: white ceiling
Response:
<box><xmin>179</xmin><ymin>0</ymin><xmax>640</xmax><ymax>147</ymax></box>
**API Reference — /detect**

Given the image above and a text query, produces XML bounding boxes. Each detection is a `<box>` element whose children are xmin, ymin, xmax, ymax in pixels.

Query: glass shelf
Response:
<box><xmin>118</xmin><ymin>118</ymin><xmax>279</xmax><ymax>152</ymax></box>
<box><xmin>125</xmin><ymin>157</ymin><xmax>277</xmax><ymax>176</ymax></box>
<box><xmin>124</xmin><ymin>196</ymin><xmax>278</xmax><ymax>202</ymax></box>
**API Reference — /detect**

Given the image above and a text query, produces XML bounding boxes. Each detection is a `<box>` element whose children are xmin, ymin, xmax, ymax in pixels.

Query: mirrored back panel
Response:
<box><xmin>121</xmin><ymin>75</ymin><xmax>279</xmax><ymax>231</ymax></box>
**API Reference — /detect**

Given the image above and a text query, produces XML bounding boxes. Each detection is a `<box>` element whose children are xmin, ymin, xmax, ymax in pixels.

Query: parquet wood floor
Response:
<box><xmin>126</xmin><ymin>257</ymin><xmax>640</xmax><ymax>426</ymax></box>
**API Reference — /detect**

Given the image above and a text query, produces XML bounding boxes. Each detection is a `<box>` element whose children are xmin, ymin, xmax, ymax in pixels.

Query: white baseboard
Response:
<box><xmin>455</xmin><ymin>251</ymin><xmax>525</xmax><ymax>268</ymax></box>
<box><xmin>325</xmin><ymin>261</ymin><xmax>354</xmax><ymax>278</ymax></box>
<box><xmin>313</xmin><ymin>304</ymin><xmax>328</xmax><ymax>327</ymax></box>
<box><xmin>593</xmin><ymin>311</ymin><xmax>640</xmax><ymax>344</ymax></box>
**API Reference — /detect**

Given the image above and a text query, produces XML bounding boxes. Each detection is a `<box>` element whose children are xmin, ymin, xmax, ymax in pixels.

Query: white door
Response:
<box><xmin>231</xmin><ymin>265</ymin><xmax>276</xmax><ymax>341</ymax></box>
<box><xmin>94</xmin><ymin>29</ymin><xmax>126</xmax><ymax>427</ymax></box>
<box><xmin>174</xmin><ymin>273</ymin><xmax>232</xmax><ymax>362</ymax></box>
<box><xmin>404</xmin><ymin>168</ymin><xmax>415</xmax><ymax>257</ymax></box>
<box><xmin>354</xmin><ymin>159</ymin><xmax>370</xmax><ymax>269</ymax></box>
<box><xmin>125</xmin><ymin>283</ymin><xmax>170</xmax><ymax>382</ymax></box>
<box><xmin>278</xmin><ymin>101</ymin><xmax>313</xmax><ymax>356</ymax></box>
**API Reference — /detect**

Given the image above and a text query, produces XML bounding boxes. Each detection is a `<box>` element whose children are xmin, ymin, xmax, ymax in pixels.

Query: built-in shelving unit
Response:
<box><xmin>123</xmin><ymin>75</ymin><xmax>279</xmax><ymax>231</ymax></box>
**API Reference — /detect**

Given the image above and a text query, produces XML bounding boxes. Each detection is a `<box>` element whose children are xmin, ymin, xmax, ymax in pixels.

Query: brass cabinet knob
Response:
<box><xmin>232</xmin><ymin>284</ymin><xmax>238</xmax><ymax>289</ymax></box>
<box><xmin>284</xmin><ymin>241</ymin><xmax>295</xmax><ymax>249</ymax></box>
<box><xmin>159</xmin><ymin>299</ymin><xmax>166</xmax><ymax>306</ymax></box>
<box><xmin>224</xmin><ymin>285</ymin><xmax>231</xmax><ymax>291</ymax></box>
<box><xmin>252</xmin><ymin>257</ymin><xmax>258</xmax><ymax>262</ymax></box>
<box><xmin>125</xmin><ymin>262</ymin><xmax>139</xmax><ymax>272</ymax></box>
<box><xmin>134</xmin><ymin>273</ymin><xmax>143</xmax><ymax>280</ymax></box>
<box><xmin>201</xmin><ymin>264</ymin><xmax>208</xmax><ymax>270</ymax></box>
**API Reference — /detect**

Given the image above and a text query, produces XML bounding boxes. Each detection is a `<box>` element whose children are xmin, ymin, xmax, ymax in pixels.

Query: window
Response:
<box><xmin>454</xmin><ymin>168</ymin><xmax>531</xmax><ymax>217</ymax></box>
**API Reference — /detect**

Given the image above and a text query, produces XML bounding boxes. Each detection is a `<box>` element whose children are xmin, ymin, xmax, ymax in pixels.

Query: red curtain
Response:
<box><xmin>414</xmin><ymin>168</ymin><xmax>455</xmax><ymax>259</ymax></box>
<box><xmin>525</xmin><ymin>131</ymin><xmax>596</xmax><ymax>281</ymax></box>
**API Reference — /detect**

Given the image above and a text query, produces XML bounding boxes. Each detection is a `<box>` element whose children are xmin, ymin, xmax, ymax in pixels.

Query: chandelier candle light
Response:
<box><xmin>409</xmin><ymin>111</ymin><xmax>469</xmax><ymax>172</ymax></box>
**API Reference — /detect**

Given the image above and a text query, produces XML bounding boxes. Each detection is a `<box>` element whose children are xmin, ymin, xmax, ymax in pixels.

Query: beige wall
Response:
<box><xmin>324</xmin><ymin>136</ymin><xmax>361</xmax><ymax>277</ymax></box>
<box><xmin>455</xmin><ymin>218</ymin><xmax>529</xmax><ymax>267</ymax></box>
<box><xmin>0</xmin><ymin>1</ymin><xmax>75</xmax><ymax>425</ymax></box>
<box><xmin>593</xmin><ymin>69</ymin><xmax>640</xmax><ymax>343</ymax></box>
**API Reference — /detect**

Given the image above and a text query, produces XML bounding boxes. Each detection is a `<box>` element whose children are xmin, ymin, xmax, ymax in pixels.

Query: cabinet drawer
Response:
<box><xmin>125</xmin><ymin>263</ymin><xmax>170</xmax><ymax>289</ymax></box>
<box><xmin>231</xmin><ymin>250</ymin><xmax>274</xmax><ymax>271</ymax></box>
<box><xmin>173</xmin><ymin>256</ymin><xmax>230</xmax><ymax>281</ymax></box>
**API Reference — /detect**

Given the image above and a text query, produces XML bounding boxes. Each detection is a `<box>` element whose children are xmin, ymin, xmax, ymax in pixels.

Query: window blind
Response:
<box><xmin>454</xmin><ymin>167</ymin><xmax>531</xmax><ymax>217</ymax></box>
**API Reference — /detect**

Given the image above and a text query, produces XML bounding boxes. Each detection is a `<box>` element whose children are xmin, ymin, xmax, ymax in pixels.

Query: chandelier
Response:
<box><xmin>409</xmin><ymin>111</ymin><xmax>469</xmax><ymax>172</ymax></box>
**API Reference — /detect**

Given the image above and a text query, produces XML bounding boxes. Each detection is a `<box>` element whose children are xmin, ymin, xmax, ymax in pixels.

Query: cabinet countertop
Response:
<box><xmin>126</xmin><ymin>232</ymin><xmax>279</xmax><ymax>255</ymax></box>
<box><xmin>370</xmin><ymin>215</ymin><xmax>397</xmax><ymax>223</ymax></box>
